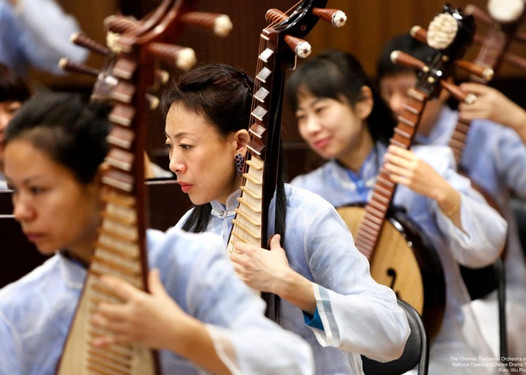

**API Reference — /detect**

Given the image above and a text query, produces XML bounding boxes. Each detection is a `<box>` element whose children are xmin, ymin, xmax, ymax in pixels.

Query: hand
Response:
<box><xmin>383</xmin><ymin>145</ymin><xmax>447</xmax><ymax>198</ymax></box>
<box><xmin>230</xmin><ymin>234</ymin><xmax>290</xmax><ymax>293</ymax></box>
<box><xmin>459</xmin><ymin>82</ymin><xmax>526</xmax><ymax>134</ymax></box>
<box><xmin>384</xmin><ymin>145</ymin><xmax>463</xmax><ymax>227</ymax></box>
<box><xmin>91</xmin><ymin>269</ymin><xmax>190</xmax><ymax>350</ymax></box>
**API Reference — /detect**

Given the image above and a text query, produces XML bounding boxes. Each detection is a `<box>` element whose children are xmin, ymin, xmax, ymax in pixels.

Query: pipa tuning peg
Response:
<box><xmin>145</xmin><ymin>93</ymin><xmax>160</xmax><ymax>110</ymax></box>
<box><xmin>155</xmin><ymin>69</ymin><xmax>170</xmax><ymax>85</ymax></box>
<box><xmin>104</xmin><ymin>14</ymin><xmax>139</xmax><ymax>34</ymax></box>
<box><xmin>410</xmin><ymin>26</ymin><xmax>427</xmax><ymax>44</ymax></box>
<box><xmin>284</xmin><ymin>35</ymin><xmax>311</xmax><ymax>58</ymax></box>
<box><xmin>390</xmin><ymin>50</ymin><xmax>427</xmax><ymax>71</ymax></box>
<box><xmin>265</xmin><ymin>8</ymin><xmax>288</xmax><ymax>24</ymax></box>
<box><xmin>440</xmin><ymin>80</ymin><xmax>477</xmax><ymax>104</ymax></box>
<box><xmin>312</xmin><ymin>8</ymin><xmax>347</xmax><ymax>27</ymax></box>
<box><xmin>71</xmin><ymin>33</ymin><xmax>111</xmax><ymax>56</ymax></box>
<box><xmin>59</xmin><ymin>58</ymin><xmax>100</xmax><ymax>77</ymax></box>
<box><xmin>454</xmin><ymin>60</ymin><xmax>494</xmax><ymax>81</ymax></box>
<box><xmin>147</xmin><ymin>43</ymin><xmax>196</xmax><ymax>71</ymax></box>
<box><xmin>180</xmin><ymin>12</ymin><xmax>233</xmax><ymax>37</ymax></box>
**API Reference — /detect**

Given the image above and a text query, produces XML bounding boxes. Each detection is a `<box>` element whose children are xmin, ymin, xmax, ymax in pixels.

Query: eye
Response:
<box><xmin>179</xmin><ymin>144</ymin><xmax>192</xmax><ymax>150</ymax></box>
<box><xmin>29</xmin><ymin>186</ymin><xmax>45</xmax><ymax>195</ymax></box>
<box><xmin>314</xmin><ymin>105</ymin><xmax>327</xmax><ymax>115</ymax></box>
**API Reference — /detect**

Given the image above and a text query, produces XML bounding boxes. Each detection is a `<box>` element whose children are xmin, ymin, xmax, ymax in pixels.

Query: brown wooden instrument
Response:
<box><xmin>226</xmin><ymin>1</ymin><xmax>346</xmax><ymax>318</ymax></box>
<box><xmin>448</xmin><ymin>0</ymin><xmax>526</xmax><ymax>165</ymax></box>
<box><xmin>444</xmin><ymin>0</ymin><xmax>526</xmax><ymax>303</ymax></box>
<box><xmin>56</xmin><ymin>2</ymin><xmax>232</xmax><ymax>374</ymax></box>
<box><xmin>339</xmin><ymin>4</ymin><xmax>478</xmax><ymax>340</ymax></box>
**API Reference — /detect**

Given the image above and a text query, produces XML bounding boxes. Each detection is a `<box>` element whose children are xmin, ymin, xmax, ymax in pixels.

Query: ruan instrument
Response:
<box><xmin>56</xmin><ymin>1</ymin><xmax>232</xmax><ymax>374</ymax></box>
<box><xmin>338</xmin><ymin>4</ymin><xmax>480</xmax><ymax>339</ymax></box>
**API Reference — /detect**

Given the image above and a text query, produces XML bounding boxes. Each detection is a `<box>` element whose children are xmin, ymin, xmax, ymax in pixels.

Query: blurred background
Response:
<box><xmin>28</xmin><ymin>0</ymin><xmax>526</xmax><ymax>179</ymax></box>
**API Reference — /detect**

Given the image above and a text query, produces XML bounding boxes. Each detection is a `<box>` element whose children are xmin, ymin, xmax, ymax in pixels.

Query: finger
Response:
<box><xmin>459</xmin><ymin>82</ymin><xmax>487</xmax><ymax>95</ymax></box>
<box><xmin>234</xmin><ymin>241</ymin><xmax>251</xmax><ymax>254</ymax></box>
<box><xmin>99</xmin><ymin>274</ymin><xmax>140</xmax><ymax>302</ymax></box>
<box><xmin>91</xmin><ymin>334</ymin><xmax>115</xmax><ymax>348</ymax></box>
<box><xmin>269</xmin><ymin>234</ymin><xmax>281</xmax><ymax>251</ymax></box>
<box><xmin>147</xmin><ymin>269</ymin><xmax>167</xmax><ymax>297</ymax></box>
<box><xmin>94</xmin><ymin>302</ymin><xmax>129</xmax><ymax>323</ymax></box>
<box><xmin>383</xmin><ymin>162</ymin><xmax>407</xmax><ymax>177</ymax></box>
<box><xmin>384</xmin><ymin>152</ymin><xmax>410</xmax><ymax>169</ymax></box>
<box><xmin>230</xmin><ymin>252</ymin><xmax>249</xmax><ymax>267</ymax></box>
<box><xmin>387</xmin><ymin>144</ymin><xmax>406</xmax><ymax>154</ymax></box>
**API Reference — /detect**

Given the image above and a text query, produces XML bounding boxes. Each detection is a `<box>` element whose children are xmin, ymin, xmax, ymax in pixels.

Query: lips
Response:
<box><xmin>178</xmin><ymin>181</ymin><xmax>193</xmax><ymax>193</ymax></box>
<box><xmin>24</xmin><ymin>232</ymin><xmax>43</xmax><ymax>243</ymax></box>
<box><xmin>313</xmin><ymin>137</ymin><xmax>331</xmax><ymax>150</ymax></box>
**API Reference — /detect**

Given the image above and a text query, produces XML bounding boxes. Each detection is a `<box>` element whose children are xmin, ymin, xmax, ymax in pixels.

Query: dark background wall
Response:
<box><xmin>27</xmin><ymin>0</ymin><xmax>526</xmax><ymax>180</ymax></box>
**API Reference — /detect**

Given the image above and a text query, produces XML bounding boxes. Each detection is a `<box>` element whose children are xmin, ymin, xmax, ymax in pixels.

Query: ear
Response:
<box><xmin>355</xmin><ymin>86</ymin><xmax>374</xmax><ymax>120</ymax></box>
<box><xmin>234</xmin><ymin>129</ymin><xmax>250</xmax><ymax>156</ymax></box>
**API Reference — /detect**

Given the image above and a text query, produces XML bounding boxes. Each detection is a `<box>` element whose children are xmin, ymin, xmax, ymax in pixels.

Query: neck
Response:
<box><xmin>337</xmin><ymin>127</ymin><xmax>374</xmax><ymax>172</ymax></box>
<box><xmin>62</xmin><ymin>247</ymin><xmax>92</xmax><ymax>268</ymax></box>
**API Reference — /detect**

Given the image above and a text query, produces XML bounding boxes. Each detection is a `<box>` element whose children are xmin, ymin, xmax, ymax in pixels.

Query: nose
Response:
<box><xmin>13</xmin><ymin>196</ymin><xmax>36</xmax><ymax>223</ymax></box>
<box><xmin>300</xmin><ymin>115</ymin><xmax>322</xmax><ymax>138</ymax></box>
<box><xmin>168</xmin><ymin>152</ymin><xmax>186</xmax><ymax>175</ymax></box>
<box><xmin>389</xmin><ymin>93</ymin><xmax>406</xmax><ymax>117</ymax></box>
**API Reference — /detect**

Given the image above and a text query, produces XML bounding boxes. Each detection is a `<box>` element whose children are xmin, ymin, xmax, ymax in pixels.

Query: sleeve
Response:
<box><xmin>161</xmin><ymin>231</ymin><xmax>314</xmax><ymax>375</ymax></box>
<box><xmin>432</xmin><ymin>150</ymin><xmax>507</xmax><ymax>268</ymax></box>
<box><xmin>13</xmin><ymin>0</ymin><xmax>88</xmax><ymax>74</ymax></box>
<box><xmin>0</xmin><ymin>312</ymin><xmax>23</xmax><ymax>375</ymax></box>
<box><xmin>302</xmin><ymin>204</ymin><xmax>410</xmax><ymax>362</ymax></box>
<box><xmin>495</xmin><ymin>126</ymin><xmax>526</xmax><ymax>198</ymax></box>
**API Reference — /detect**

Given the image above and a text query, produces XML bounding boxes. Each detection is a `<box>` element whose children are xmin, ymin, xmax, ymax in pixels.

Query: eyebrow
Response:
<box><xmin>4</xmin><ymin>175</ymin><xmax>42</xmax><ymax>186</ymax></box>
<box><xmin>165</xmin><ymin>131</ymin><xmax>192</xmax><ymax>140</ymax></box>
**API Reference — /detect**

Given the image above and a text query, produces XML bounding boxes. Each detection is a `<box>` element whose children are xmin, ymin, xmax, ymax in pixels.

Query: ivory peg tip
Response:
<box><xmin>296</xmin><ymin>41</ymin><xmax>311</xmax><ymax>59</ymax></box>
<box><xmin>214</xmin><ymin>15</ymin><xmax>233</xmax><ymax>37</ymax></box>
<box><xmin>58</xmin><ymin>57</ymin><xmax>68</xmax><ymax>69</ymax></box>
<box><xmin>465</xmin><ymin>93</ymin><xmax>477</xmax><ymax>105</ymax></box>
<box><xmin>176</xmin><ymin>48</ymin><xmax>197</xmax><ymax>71</ymax></box>
<box><xmin>332</xmin><ymin>10</ymin><xmax>347</xmax><ymax>27</ymax></box>
<box><xmin>390</xmin><ymin>50</ymin><xmax>400</xmax><ymax>63</ymax></box>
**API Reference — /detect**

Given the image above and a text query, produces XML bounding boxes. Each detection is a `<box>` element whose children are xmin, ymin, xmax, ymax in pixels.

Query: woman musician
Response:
<box><xmin>0</xmin><ymin>92</ymin><xmax>313</xmax><ymax>375</ymax></box>
<box><xmin>286</xmin><ymin>49</ymin><xmax>506</xmax><ymax>374</ymax></box>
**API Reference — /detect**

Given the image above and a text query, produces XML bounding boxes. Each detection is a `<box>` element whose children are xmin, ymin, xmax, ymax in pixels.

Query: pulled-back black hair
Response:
<box><xmin>286</xmin><ymin>49</ymin><xmax>396</xmax><ymax>144</ymax></box>
<box><xmin>5</xmin><ymin>92</ymin><xmax>111</xmax><ymax>184</ymax></box>
<box><xmin>0</xmin><ymin>62</ymin><xmax>31</xmax><ymax>103</ymax></box>
<box><xmin>163</xmin><ymin>63</ymin><xmax>286</xmax><ymax>321</ymax></box>
<box><xmin>161</xmin><ymin>63</ymin><xmax>255</xmax><ymax>233</ymax></box>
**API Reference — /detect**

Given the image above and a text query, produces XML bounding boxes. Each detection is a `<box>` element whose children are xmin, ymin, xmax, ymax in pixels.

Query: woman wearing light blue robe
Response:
<box><xmin>414</xmin><ymin>103</ymin><xmax>526</xmax><ymax>357</ymax></box>
<box><xmin>286</xmin><ymin>50</ymin><xmax>507</xmax><ymax>374</ymax></box>
<box><xmin>0</xmin><ymin>229</ymin><xmax>314</xmax><ymax>375</ymax></box>
<box><xmin>164</xmin><ymin>63</ymin><xmax>410</xmax><ymax>375</ymax></box>
<box><xmin>0</xmin><ymin>0</ymin><xmax>87</xmax><ymax>75</ymax></box>
<box><xmin>0</xmin><ymin>92</ymin><xmax>314</xmax><ymax>375</ymax></box>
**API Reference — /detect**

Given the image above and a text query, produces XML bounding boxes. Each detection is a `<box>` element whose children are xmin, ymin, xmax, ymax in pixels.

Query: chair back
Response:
<box><xmin>362</xmin><ymin>299</ymin><xmax>429</xmax><ymax>375</ymax></box>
